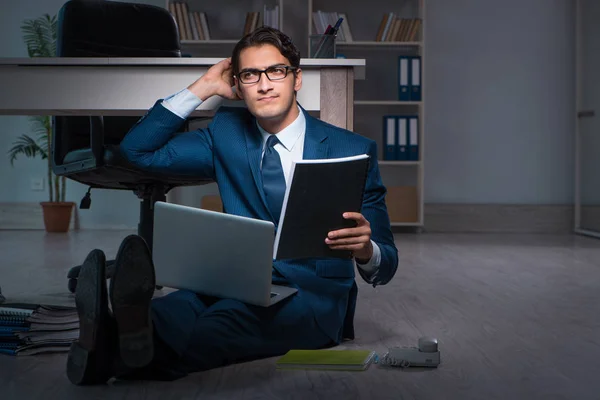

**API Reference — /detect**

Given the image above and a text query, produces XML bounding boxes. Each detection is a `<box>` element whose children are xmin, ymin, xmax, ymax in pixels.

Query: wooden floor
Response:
<box><xmin>1</xmin><ymin>230</ymin><xmax>600</xmax><ymax>399</ymax></box>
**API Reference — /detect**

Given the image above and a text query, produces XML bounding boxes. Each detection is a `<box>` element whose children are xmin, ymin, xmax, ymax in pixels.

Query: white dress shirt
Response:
<box><xmin>161</xmin><ymin>89</ymin><xmax>381</xmax><ymax>272</ymax></box>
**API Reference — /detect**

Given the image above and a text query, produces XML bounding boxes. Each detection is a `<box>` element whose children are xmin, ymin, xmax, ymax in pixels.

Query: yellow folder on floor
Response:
<box><xmin>276</xmin><ymin>349</ymin><xmax>376</xmax><ymax>371</ymax></box>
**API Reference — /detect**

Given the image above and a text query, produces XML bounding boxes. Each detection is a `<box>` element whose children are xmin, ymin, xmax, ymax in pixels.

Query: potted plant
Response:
<box><xmin>8</xmin><ymin>13</ymin><xmax>75</xmax><ymax>233</ymax></box>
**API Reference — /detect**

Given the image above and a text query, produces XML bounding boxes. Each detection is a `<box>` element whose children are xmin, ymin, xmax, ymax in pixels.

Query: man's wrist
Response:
<box><xmin>187</xmin><ymin>77</ymin><xmax>216</xmax><ymax>102</ymax></box>
<box><xmin>355</xmin><ymin>256</ymin><xmax>370</xmax><ymax>264</ymax></box>
<box><xmin>355</xmin><ymin>240</ymin><xmax>381</xmax><ymax>273</ymax></box>
<box><xmin>354</xmin><ymin>241</ymin><xmax>374</xmax><ymax>264</ymax></box>
<box><xmin>162</xmin><ymin>88</ymin><xmax>203</xmax><ymax>119</ymax></box>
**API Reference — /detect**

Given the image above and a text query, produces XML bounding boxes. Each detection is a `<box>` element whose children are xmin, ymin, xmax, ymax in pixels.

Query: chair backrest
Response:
<box><xmin>53</xmin><ymin>0</ymin><xmax>181</xmax><ymax>167</ymax></box>
<box><xmin>57</xmin><ymin>0</ymin><xmax>181</xmax><ymax>57</ymax></box>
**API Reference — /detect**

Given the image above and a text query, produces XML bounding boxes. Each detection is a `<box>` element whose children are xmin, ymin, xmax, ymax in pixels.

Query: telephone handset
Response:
<box><xmin>379</xmin><ymin>336</ymin><xmax>440</xmax><ymax>368</ymax></box>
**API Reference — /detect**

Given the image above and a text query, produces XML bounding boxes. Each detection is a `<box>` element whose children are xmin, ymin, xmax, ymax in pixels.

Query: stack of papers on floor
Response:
<box><xmin>276</xmin><ymin>349</ymin><xmax>376</xmax><ymax>371</ymax></box>
<box><xmin>0</xmin><ymin>304</ymin><xmax>78</xmax><ymax>356</ymax></box>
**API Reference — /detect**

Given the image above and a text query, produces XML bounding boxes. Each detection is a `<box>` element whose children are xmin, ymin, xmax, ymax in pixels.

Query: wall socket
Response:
<box><xmin>30</xmin><ymin>178</ymin><xmax>44</xmax><ymax>191</ymax></box>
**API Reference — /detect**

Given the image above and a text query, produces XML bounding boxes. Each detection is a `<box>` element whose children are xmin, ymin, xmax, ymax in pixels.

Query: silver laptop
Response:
<box><xmin>152</xmin><ymin>201</ymin><xmax>297</xmax><ymax>307</ymax></box>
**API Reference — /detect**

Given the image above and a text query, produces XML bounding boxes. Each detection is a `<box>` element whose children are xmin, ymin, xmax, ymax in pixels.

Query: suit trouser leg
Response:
<box><xmin>118</xmin><ymin>288</ymin><xmax>333</xmax><ymax>380</ymax></box>
<box><xmin>180</xmin><ymin>291</ymin><xmax>333</xmax><ymax>373</ymax></box>
<box><xmin>115</xmin><ymin>289</ymin><xmax>210</xmax><ymax>381</ymax></box>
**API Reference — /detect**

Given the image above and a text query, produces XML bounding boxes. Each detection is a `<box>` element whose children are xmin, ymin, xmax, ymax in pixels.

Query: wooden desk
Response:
<box><xmin>0</xmin><ymin>57</ymin><xmax>365</xmax><ymax>205</ymax></box>
<box><xmin>0</xmin><ymin>57</ymin><xmax>365</xmax><ymax>130</ymax></box>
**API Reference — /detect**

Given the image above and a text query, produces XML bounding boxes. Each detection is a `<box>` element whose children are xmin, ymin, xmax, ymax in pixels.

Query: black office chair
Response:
<box><xmin>53</xmin><ymin>0</ymin><xmax>212</xmax><ymax>292</ymax></box>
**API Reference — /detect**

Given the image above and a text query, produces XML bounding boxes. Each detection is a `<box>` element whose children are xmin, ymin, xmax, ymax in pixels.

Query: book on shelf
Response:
<box><xmin>262</xmin><ymin>4</ymin><xmax>279</xmax><ymax>30</ymax></box>
<box><xmin>273</xmin><ymin>154</ymin><xmax>370</xmax><ymax>260</ymax></box>
<box><xmin>376</xmin><ymin>12</ymin><xmax>421</xmax><ymax>42</ymax></box>
<box><xmin>243</xmin><ymin>12</ymin><xmax>261</xmax><ymax>35</ymax></box>
<box><xmin>169</xmin><ymin>1</ymin><xmax>210</xmax><ymax>41</ymax></box>
<box><xmin>312</xmin><ymin>10</ymin><xmax>419</xmax><ymax>43</ymax></box>
<box><xmin>383</xmin><ymin>115</ymin><xmax>419</xmax><ymax>161</ymax></box>
<box><xmin>241</xmin><ymin>6</ymin><xmax>279</xmax><ymax>36</ymax></box>
<box><xmin>169</xmin><ymin>1</ymin><xmax>278</xmax><ymax>41</ymax></box>
<box><xmin>398</xmin><ymin>55</ymin><xmax>421</xmax><ymax>101</ymax></box>
<box><xmin>0</xmin><ymin>304</ymin><xmax>78</xmax><ymax>356</ymax></box>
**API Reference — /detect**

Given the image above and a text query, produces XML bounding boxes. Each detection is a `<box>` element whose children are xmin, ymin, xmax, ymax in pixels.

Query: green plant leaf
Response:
<box><xmin>24</xmin><ymin>116</ymin><xmax>50</xmax><ymax>158</ymax></box>
<box><xmin>21</xmin><ymin>14</ymin><xmax>56</xmax><ymax>57</ymax></box>
<box><xmin>8</xmin><ymin>135</ymin><xmax>45</xmax><ymax>165</ymax></box>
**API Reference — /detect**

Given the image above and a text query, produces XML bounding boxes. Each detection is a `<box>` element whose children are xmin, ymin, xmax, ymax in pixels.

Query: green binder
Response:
<box><xmin>276</xmin><ymin>349</ymin><xmax>376</xmax><ymax>371</ymax></box>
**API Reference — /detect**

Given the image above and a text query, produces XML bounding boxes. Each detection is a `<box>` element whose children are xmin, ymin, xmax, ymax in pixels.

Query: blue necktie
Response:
<box><xmin>262</xmin><ymin>135</ymin><xmax>286</xmax><ymax>223</ymax></box>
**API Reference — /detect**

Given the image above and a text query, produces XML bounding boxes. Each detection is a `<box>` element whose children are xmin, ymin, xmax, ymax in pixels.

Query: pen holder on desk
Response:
<box><xmin>310</xmin><ymin>34</ymin><xmax>336</xmax><ymax>58</ymax></box>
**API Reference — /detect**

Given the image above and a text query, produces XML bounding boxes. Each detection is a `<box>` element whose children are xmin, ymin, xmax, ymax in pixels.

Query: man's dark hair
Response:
<box><xmin>232</xmin><ymin>26</ymin><xmax>301</xmax><ymax>76</ymax></box>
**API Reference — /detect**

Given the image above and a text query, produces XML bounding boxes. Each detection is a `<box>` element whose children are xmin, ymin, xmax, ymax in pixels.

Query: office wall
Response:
<box><xmin>0</xmin><ymin>0</ymin><xmax>577</xmax><ymax>230</ymax></box>
<box><xmin>424</xmin><ymin>0</ymin><xmax>575</xmax><ymax>204</ymax></box>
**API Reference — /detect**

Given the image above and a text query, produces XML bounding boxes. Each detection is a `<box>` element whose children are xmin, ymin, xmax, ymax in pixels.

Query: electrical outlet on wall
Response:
<box><xmin>30</xmin><ymin>178</ymin><xmax>44</xmax><ymax>191</ymax></box>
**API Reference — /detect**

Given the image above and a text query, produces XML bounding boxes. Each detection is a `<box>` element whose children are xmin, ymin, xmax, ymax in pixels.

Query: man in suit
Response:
<box><xmin>67</xmin><ymin>27</ymin><xmax>398</xmax><ymax>385</ymax></box>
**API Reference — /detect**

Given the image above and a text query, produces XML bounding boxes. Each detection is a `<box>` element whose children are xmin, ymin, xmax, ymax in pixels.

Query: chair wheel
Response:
<box><xmin>68</xmin><ymin>278</ymin><xmax>78</xmax><ymax>293</ymax></box>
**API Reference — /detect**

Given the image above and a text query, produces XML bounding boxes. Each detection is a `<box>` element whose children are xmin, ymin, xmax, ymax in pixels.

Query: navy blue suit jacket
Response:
<box><xmin>120</xmin><ymin>100</ymin><xmax>399</xmax><ymax>343</ymax></box>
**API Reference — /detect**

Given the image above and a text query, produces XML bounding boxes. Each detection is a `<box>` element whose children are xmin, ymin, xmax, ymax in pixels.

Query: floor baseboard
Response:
<box><xmin>0</xmin><ymin>202</ymin><xmax>59</xmax><ymax>230</ymax></box>
<box><xmin>0</xmin><ymin>202</ymin><xmax>133</xmax><ymax>230</ymax></box>
<box><xmin>424</xmin><ymin>204</ymin><xmax>574</xmax><ymax>233</ymax></box>
<box><xmin>579</xmin><ymin>205</ymin><xmax>600</xmax><ymax>233</ymax></box>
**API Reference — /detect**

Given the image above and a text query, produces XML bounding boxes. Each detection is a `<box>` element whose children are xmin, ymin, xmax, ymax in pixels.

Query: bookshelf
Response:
<box><xmin>309</xmin><ymin>0</ymin><xmax>425</xmax><ymax>229</ymax></box>
<box><xmin>165</xmin><ymin>0</ymin><xmax>282</xmax><ymax>44</ymax></box>
<box><xmin>163</xmin><ymin>0</ymin><xmax>426</xmax><ymax>229</ymax></box>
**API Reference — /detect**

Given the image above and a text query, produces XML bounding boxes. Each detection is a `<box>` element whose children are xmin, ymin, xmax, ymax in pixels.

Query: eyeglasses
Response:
<box><xmin>236</xmin><ymin>65</ymin><xmax>297</xmax><ymax>84</ymax></box>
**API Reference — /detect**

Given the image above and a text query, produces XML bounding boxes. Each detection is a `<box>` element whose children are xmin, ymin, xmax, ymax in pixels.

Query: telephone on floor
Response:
<box><xmin>379</xmin><ymin>336</ymin><xmax>440</xmax><ymax>368</ymax></box>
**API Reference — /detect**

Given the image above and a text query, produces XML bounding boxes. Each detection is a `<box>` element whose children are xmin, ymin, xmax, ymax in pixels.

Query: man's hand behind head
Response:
<box><xmin>188</xmin><ymin>58</ymin><xmax>242</xmax><ymax>102</ymax></box>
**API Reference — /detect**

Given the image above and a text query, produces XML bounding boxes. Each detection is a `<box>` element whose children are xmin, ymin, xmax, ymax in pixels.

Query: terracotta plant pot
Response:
<box><xmin>40</xmin><ymin>202</ymin><xmax>75</xmax><ymax>233</ymax></box>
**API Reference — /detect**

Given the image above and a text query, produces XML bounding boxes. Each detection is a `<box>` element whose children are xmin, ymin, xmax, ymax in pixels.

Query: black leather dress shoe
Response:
<box><xmin>67</xmin><ymin>249</ymin><xmax>115</xmax><ymax>385</ymax></box>
<box><xmin>67</xmin><ymin>262</ymin><xmax>115</xmax><ymax>294</ymax></box>
<box><xmin>110</xmin><ymin>234</ymin><xmax>156</xmax><ymax>368</ymax></box>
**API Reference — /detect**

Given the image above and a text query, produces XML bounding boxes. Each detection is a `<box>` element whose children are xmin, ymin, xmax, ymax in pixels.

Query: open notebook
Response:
<box><xmin>276</xmin><ymin>349</ymin><xmax>376</xmax><ymax>371</ymax></box>
<box><xmin>273</xmin><ymin>154</ymin><xmax>370</xmax><ymax>260</ymax></box>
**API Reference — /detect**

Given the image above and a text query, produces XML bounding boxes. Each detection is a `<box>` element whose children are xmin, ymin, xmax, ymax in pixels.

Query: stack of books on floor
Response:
<box><xmin>0</xmin><ymin>304</ymin><xmax>79</xmax><ymax>356</ymax></box>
